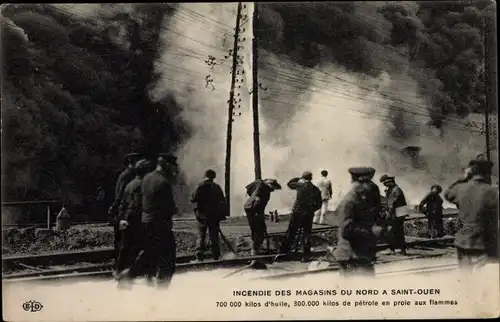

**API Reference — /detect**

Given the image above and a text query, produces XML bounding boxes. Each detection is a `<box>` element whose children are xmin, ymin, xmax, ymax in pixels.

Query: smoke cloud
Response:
<box><xmin>154</xmin><ymin>3</ymin><xmax>495</xmax><ymax>216</ymax></box>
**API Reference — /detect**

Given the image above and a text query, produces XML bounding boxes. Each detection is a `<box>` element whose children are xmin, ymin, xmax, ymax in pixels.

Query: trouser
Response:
<box><xmin>388</xmin><ymin>217</ymin><xmax>406</xmax><ymax>252</ymax></box>
<box><xmin>279</xmin><ymin>211</ymin><xmax>314</xmax><ymax>256</ymax></box>
<box><xmin>113</xmin><ymin>222</ymin><xmax>122</xmax><ymax>271</ymax></box>
<box><xmin>313</xmin><ymin>200</ymin><xmax>329</xmax><ymax>223</ymax></box>
<box><xmin>196</xmin><ymin>218</ymin><xmax>221</xmax><ymax>261</ymax></box>
<box><xmin>116</xmin><ymin>222</ymin><xmax>141</xmax><ymax>274</ymax></box>
<box><xmin>128</xmin><ymin>220</ymin><xmax>176</xmax><ymax>285</ymax></box>
<box><xmin>427</xmin><ymin>214</ymin><xmax>444</xmax><ymax>238</ymax></box>
<box><xmin>245</xmin><ymin>209</ymin><xmax>267</xmax><ymax>252</ymax></box>
<box><xmin>339</xmin><ymin>259</ymin><xmax>375</xmax><ymax>277</ymax></box>
<box><xmin>456</xmin><ymin>247</ymin><xmax>489</xmax><ymax>271</ymax></box>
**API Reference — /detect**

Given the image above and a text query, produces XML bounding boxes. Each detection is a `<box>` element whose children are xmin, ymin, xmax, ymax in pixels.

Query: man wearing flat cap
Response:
<box><xmin>419</xmin><ymin>185</ymin><xmax>444</xmax><ymax>238</ymax></box>
<box><xmin>244</xmin><ymin>178</ymin><xmax>282</xmax><ymax>255</ymax></box>
<box><xmin>108</xmin><ymin>152</ymin><xmax>142</xmax><ymax>276</ymax></box>
<box><xmin>115</xmin><ymin>159</ymin><xmax>152</xmax><ymax>287</ymax></box>
<box><xmin>331</xmin><ymin>167</ymin><xmax>381</xmax><ymax>276</ymax></box>
<box><xmin>444</xmin><ymin>159</ymin><xmax>498</xmax><ymax>269</ymax></box>
<box><xmin>121</xmin><ymin>153</ymin><xmax>179</xmax><ymax>288</ymax></box>
<box><xmin>380</xmin><ymin>174</ymin><xmax>408</xmax><ymax>255</ymax></box>
<box><xmin>191</xmin><ymin>169</ymin><xmax>227</xmax><ymax>262</ymax></box>
<box><xmin>278</xmin><ymin>171</ymin><xmax>322</xmax><ymax>262</ymax></box>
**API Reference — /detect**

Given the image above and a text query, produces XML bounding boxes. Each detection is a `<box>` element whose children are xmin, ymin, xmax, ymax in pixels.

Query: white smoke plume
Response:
<box><xmin>153</xmin><ymin>3</ymin><xmax>496</xmax><ymax>216</ymax></box>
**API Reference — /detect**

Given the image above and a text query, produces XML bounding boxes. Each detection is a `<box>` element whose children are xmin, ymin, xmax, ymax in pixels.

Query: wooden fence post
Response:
<box><xmin>46</xmin><ymin>204</ymin><xmax>51</xmax><ymax>229</ymax></box>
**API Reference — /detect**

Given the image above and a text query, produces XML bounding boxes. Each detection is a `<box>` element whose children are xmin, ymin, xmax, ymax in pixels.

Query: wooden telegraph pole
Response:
<box><xmin>224</xmin><ymin>2</ymin><xmax>243</xmax><ymax>216</ymax></box>
<box><xmin>252</xmin><ymin>3</ymin><xmax>262</xmax><ymax>180</ymax></box>
<box><xmin>484</xmin><ymin>4</ymin><xmax>496</xmax><ymax>162</ymax></box>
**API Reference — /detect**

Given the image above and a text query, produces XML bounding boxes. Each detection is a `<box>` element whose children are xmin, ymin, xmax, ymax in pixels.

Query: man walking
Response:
<box><xmin>244</xmin><ymin>178</ymin><xmax>282</xmax><ymax>255</ymax></box>
<box><xmin>444</xmin><ymin>160</ymin><xmax>498</xmax><ymax>270</ymax></box>
<box><xmin>380</xmin><ymin>174</ymin><xmax>408</xmax><ymax>255</ymax></box>
<box><xmin>118</xmin><ymin>154</ymin><xmax>179</xmax><ymax>288</ymax></box>
<box><xmin>332</xmin><ymin>167</ymin><xmax>381</xmax><ymax>277</ymax></box>
<box><xmin>314</xmin><ymin>170</ymin><xmax>332</xmax><ymax>225</ymax></box>
<box><xmin>278</xmin><ymin>171</ymin><xmax>322</xmax><ymax>262</ymax></box>
<box><xmin>115</xmin><ymin>159</ymin><xmax>151</xmax><ymax>282</ymax></box>
<box><xmin>109</xmin><ymin>152</ymin><xmax>141</xmax><ymax>276</ymax></box>
<box><xmin>191</xmin><ymin>169</ymin><xmax>227</xmax><ymax>262</ymax></box>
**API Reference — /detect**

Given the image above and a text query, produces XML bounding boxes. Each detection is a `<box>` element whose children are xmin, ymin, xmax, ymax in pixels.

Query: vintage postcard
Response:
<box><xmin>2</xmin><ymin>1</ymin><xmax>499</xmax><ymax>321</ymax></box>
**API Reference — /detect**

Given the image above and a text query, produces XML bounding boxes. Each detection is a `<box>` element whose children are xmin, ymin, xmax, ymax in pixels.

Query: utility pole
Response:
<box><xmin>484</xmin><ymin>5</ymin><xmax>496</xmax><ymax>162</ymax></box>
<box><xmin>224</xmin><ymin>2</ymin><xmax>243</xmax><ymax>216</ymax></box>
<box><xmin>252</xmin><ymin>3</ymin><xmax>262</xmax><ymax>180</ymax></box>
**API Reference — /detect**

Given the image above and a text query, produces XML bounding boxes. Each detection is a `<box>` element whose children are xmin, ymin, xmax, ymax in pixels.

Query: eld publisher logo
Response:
<box><xmin>22</xmin><ymin>300</ymin><xmax>43</xmax><ymax>312</ymax></box>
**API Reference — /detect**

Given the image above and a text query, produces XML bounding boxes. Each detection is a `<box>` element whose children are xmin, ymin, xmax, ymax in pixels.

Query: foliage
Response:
<box><xmin>1</xmin><ymin>4</ymin><xmax>190</xmax><ymax>212</ymax></box>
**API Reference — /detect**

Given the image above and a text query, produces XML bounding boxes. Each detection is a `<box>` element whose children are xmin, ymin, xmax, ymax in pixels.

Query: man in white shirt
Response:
<box><xmin>314</xmin><ymin>170</ymin><xmax>332</xmax><ymax>224</ymax></box>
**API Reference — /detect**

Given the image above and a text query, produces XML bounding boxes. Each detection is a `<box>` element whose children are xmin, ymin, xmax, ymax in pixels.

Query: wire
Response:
<box><xmin>258</xmin><ymin>68</ymin><xmax>483</xmax><ymax>131</ymax></box>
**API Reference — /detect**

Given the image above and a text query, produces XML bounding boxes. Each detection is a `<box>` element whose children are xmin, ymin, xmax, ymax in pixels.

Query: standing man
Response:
<box><xmin>419</xmin><ymin>185</ymin><xmax>444</xmax><ymax>238</ymax></box>
<box><xmin>332</xmin><ymin>167</ymin><xmax>381</xmax><ymax>277</ymax></box>
<box><xmin>244</xmin><ymin>178</ymin><xmax>282</xmax><ymax>255</ymax></box>
<box><xmin>115</xmin><ymin>159</ymin><xmax>151</xmax><ymax>281</ymax></box>
<box><xmin>380</xmin><ymin>174</ymin><xmax>408</xmax><ymax>255</ymax></box>
<box><xmin>444</xmin><ymin>160</ymin><xmax>498</xmax><ymax>269</ymax></box>
<box><xmin>119</xmin><ymin>154</ymin><xmax>179</xmax><ymax>288</ymax></box>
<box><xmin>314</xmin><ymin>170</ymin><xmax>333</xmax><ymax>225</ymax></box>
<box><xmin>191</xmin><ymin>169</ymin><xmax>227</xmax><ymax>262</ymax></box>
<box><xmin>278</xmin><ymin>171</ymin><xmax>322</xmax><ymax>262</ymax></box>
<box><xmin>109</xmin><ymin>152</ymin><xmax>141</xmax><ymax>276</ymax></box>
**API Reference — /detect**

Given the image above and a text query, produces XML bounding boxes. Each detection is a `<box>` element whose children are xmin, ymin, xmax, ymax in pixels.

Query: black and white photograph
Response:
<box><xmin>1</xmin><ymin>1</ymin><xmax>499</xmax><ymax>320</ymax></box>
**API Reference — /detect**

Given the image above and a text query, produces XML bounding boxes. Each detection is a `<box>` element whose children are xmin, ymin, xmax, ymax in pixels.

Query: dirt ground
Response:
<box><xmin>1</xmin><ymin>212</ymin><xmax>458</xmax><ymax>256</ymax></box>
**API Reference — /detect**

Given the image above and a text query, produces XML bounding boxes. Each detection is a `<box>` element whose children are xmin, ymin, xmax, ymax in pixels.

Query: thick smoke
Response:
<box><xmin>153</xmin><ymin>3</ymin><xmax>495</xmax><ymax>216</ymax></box>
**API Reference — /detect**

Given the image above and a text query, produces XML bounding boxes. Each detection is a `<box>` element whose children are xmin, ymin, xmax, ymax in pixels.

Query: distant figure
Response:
<box><xmin>380</xmin><ymin>174</ymin><xmax>408</xmax><ymax>255</ymax></box>
<box><xmin>191</xmin><ymin>169</ymin><xmax>227</xmax><ymax>262</ymax></box>
<box><xmin>419</xmin><ymin>185</ymin><xmax>444</xmax><ymax>238</ymax></box>
<box><xmin>444</xmin><ymin>160</ymin><xmax>498</xmax><ymax>270</ymax></box>
<box><xmin>119</xmin><ymin>154</ymin><xmax>179</xmax><ymax>288</ymax></box>
<box><xmin>244</xmin><ymin>178</ymin><xmax>282</xmax><ymax>255</ymax></box>
<box><xmin>56</xmin><ymin>204</ymin><xmax>71</xmax><ymax>231</ymax></box>
<box><xmin>314</xmin><ymin>170</ymin><xmax>332</xmax><ymax>225</ymax></box>
<box><xmin>332</xmin><ymin>167</ymin><xmax>381</xmax><ymax>277</ymax></box>
<box><xmin>278</xmin><ymin>171</ymin><xmax>322</xmax><ymax>262</ymax></box>
<box><xmin>115</xmin><ymin>159</ymin><xmax>151</xmax><ymax>284</ymax></box>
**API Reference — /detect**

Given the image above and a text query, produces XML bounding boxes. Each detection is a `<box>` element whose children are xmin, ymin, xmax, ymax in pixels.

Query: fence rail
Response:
<box><xmin>2</xmin><ymin>200</ymin><xmax>60</xmax><ymax>229</ymax></box>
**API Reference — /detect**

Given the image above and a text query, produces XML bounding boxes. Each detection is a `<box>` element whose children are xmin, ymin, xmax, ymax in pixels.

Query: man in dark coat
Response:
<box><xmin>119</xmin><ymin>154</ymin><xmax>179</xmax><ymax>288</ymax></box>
<box><xmin>109</xmin><ymin>152</ymin><xmax>141</xmax><ymax>275</ymax></box>
<box><xmin>419</xmin><ymin>184</ymin><xmax>444</xmax><ymax>238</ymax></box>
<box><xmin>115</xmin><ymin>159</ymin><xmax>152</xmax><ymax>281</ymax></box>
<box><xmin>380</xmin><ymin>174</ymin><xmax>408</xmax><ymax>255</ymax></box>
<box><xmin>191</xmin><ymin>169</ymin><xmax>227</xmax><ymax>261</ymax></box>
<box><xmin>278</xmin><ymin>171</ymin><xmax>322</xmax><ymax>262</ymax></box>
<box><xmin>244</xmin><ymin>178</ymin><xmax>282</xmax><ymax>255</ymax></box>
<box><xmin>332</xmin><ymin>167</ymin><xmax>382</xmax><ymax>276</ymax></box>
<box><xmin>444</xmin><ymin>160</ymin><xmax>498</xmax><ymax>269</ymax></box>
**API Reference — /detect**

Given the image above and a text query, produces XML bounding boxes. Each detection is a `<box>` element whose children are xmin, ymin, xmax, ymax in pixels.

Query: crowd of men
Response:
<box><xmin>108</xmin><ymin>152</ymin><xmax>498</xmax><ymax>287</ymax></box>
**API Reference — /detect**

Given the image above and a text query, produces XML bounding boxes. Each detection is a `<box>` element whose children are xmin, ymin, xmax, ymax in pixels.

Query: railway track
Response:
<box><xmin>2</xmin><ymin>235</ymin><xmax>455</xmax><ymax>282</ymax></box>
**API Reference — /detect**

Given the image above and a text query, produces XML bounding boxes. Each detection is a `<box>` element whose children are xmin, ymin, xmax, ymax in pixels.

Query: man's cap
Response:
<box><xmin>379</xmin><ymin>174</ymin><xmax>395</xmax><ymax>183</ymax></box>
<box><xmin>349</xmin><ymin>167</ymin><xmax>376</xmax><ymax>180</ymax></box>
<box><xmin>301</xmin><ymin>171</ymin><xmax>313</xmax><ymax>180</ymax></box>
<box><xmin>205</xmin><ymin>169</ymin><xmax>216</xmax><ymax>179</ymax></box>
<box><xmin>263</xmin><ymin>178</ymin><xmax>282</xmax><ymax>190</ymax></box>
<box><xmin>431</xmin><ymin>184</ymin><xmax>442</xmax><ymax>193</ymax></box>
<box><xmin>157</xmin><ymin>153</ymin><xmax>178</xmax><ymax>164</ymax></box>
<box><xmin>125</xmin><ymin>152</ymin><xmax>141</xmax><ymax>160</ymax></box>
<box><xmin>468</xmin><ymin>159</ymin><xmax>493</xmax><ymax>170</ymax></box>
<box><xmin>135</xmin><ymin>159</ymin><xmax>152</xmax><ymax>170</ymax></box>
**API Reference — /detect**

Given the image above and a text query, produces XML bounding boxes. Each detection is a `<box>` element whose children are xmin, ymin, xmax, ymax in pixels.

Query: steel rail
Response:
<box><xmin>2</xmin><ymin>237</ymin><xmax>455</xmax><ymax>282</ymax></box>
<box><xmin>251</xmin><ymin>252</ymin><xmax>456</xmax><ymax>281</ymax></box>
<box><xmin>2</xmin><ymin>235</ymin><xmax>454</xmax><ymax>274</ymax></box>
